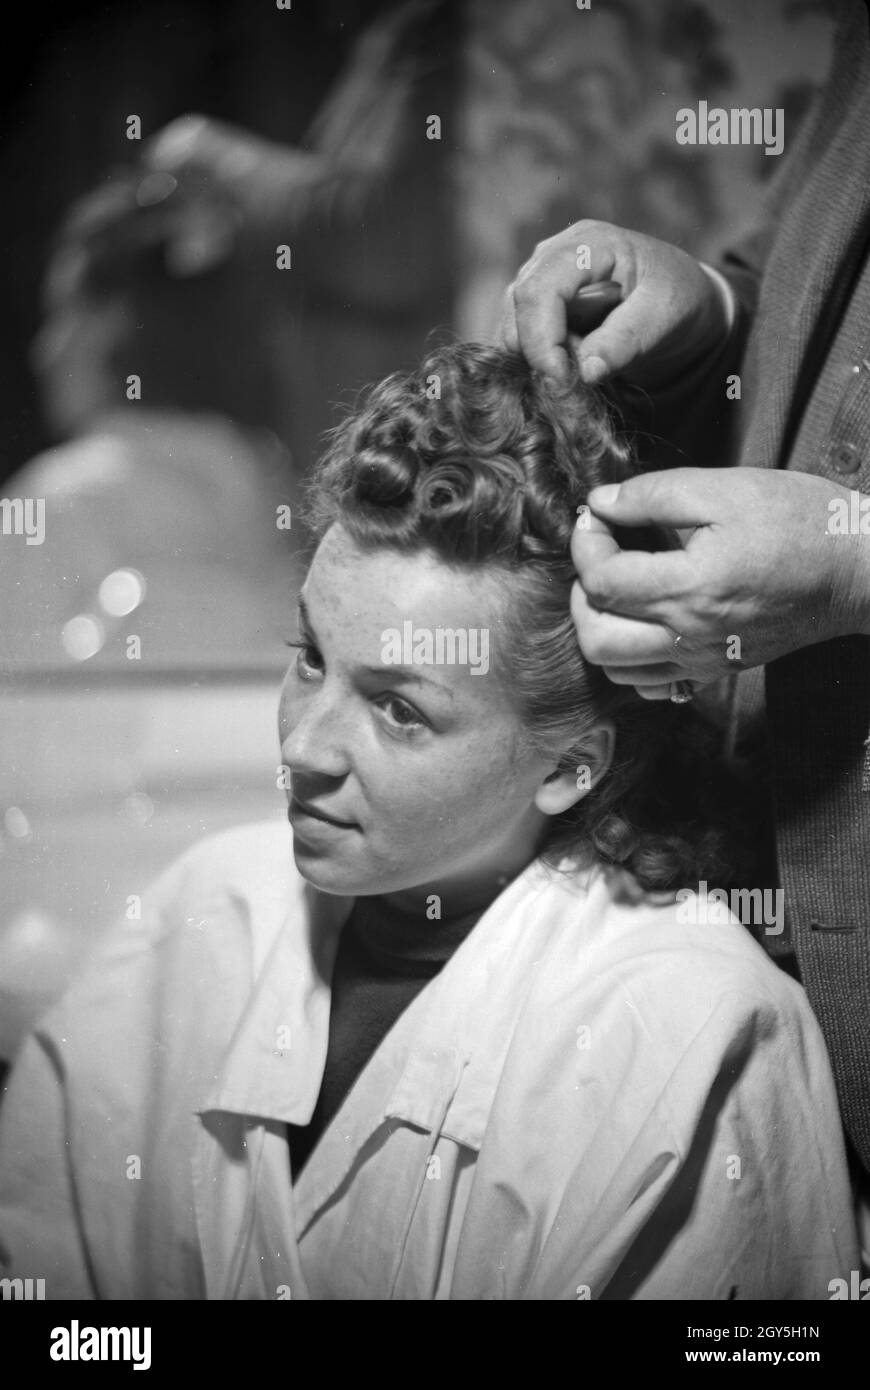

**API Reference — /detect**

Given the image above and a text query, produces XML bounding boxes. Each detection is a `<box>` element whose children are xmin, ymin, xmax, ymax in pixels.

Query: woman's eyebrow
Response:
<box><xmin>299</xmin><ymin>595</ymin><xmax>455</xmax><ymax>700</ymax></box>
<box><xmin>297</xmin><ymin>594</ymin><xmax>314</xmax><ymax>631</ymax></box>
<box><xmin>357</xmin><ymin>663</ymin><xmax>455</xmax><ymax>699</ymax></box>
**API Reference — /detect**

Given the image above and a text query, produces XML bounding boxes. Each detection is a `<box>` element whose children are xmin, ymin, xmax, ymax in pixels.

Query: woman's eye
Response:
<box><xmin>300</xmin><ymin>645</ymin><xmax>323</xmax><ymax>674</ymax></box>
<box><xmin>285</xmin><ymin>638</ymin><xmax>324</xmax><ymax>677</ymax></box>
<box><xmin>377</xmin><ymin>695</ymin><xmax>426</xmax><ymax>731</ymax></box>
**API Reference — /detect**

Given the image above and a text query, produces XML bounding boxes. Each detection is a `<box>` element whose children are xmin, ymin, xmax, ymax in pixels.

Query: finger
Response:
<box><xmin>570</xmin><ymin>581</ymin><xmax>678</xmax><ymax>666</ymax></box>
<box><xmin>63</xmin><ymin>183</ymin><xmax>134</xmax><ymax>239</ymax></box>
<box><xmin>580</xmin><ymin>548</ymin><xmax>694</xmax><ymax>622</ymax></box>
<box><xmin>511</xmin><ymin>239</ymin><xmax>618</xmax><ymax>377</ymax></box>
<box><xmin>588</xmin><ymin>469</ymin><xmax>715</xmax><ymax>530</ymax></box>
<box><xmin>564</xmin><ymin>280</ymin><xmax>623</xmax><ymax>337</ymax></box>
<box><xmin>574</xmin><ymin>278</ymin><xmax>679</xmax><ymax>379</ymax></box>
<box><xmin>635</xmin><ymin>684</ymin><xmax>674</xmax><ymax>701</ymax></box>
<box><xmin>509</xmin><ymin>278</ymin><xmax>572</xmax><ymax>380</ymax></box>
<box><xmin>602</xmin><ymin>663</ymin><xmax>685</xmax><ymax>686</ymax></box>
<box><xmin>570</xmin><ymin>506</ymin><xmax>621</xmax><ymax>578</ymax></box>
<box><xmin>144</xmin><ymin>114</ymin><xmax>211</xmax><ymax>173</ymax></box>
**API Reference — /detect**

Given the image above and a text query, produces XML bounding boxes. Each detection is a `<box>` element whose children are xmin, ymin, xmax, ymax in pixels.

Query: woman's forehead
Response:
<box><xmin>301</xmin><ymin>524</ymin><xmax>514</xmax><ymax>700</ymax></box>
<box><xmin>306</xmin><ymin>523</ymin><xmax>510</xmax><ymax>632</ymax></box>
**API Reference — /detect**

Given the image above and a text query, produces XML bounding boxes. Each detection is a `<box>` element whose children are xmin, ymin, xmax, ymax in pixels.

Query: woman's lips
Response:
<box><xmin>288</xmin><ymin>797</ymin><xmax>358</xmax><ymax>830</ymax></box>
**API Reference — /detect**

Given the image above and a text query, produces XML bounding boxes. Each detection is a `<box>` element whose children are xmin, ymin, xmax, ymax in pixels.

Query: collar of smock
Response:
<box><xmin>197</xmin><ymin>847</ymin><xmax>597</xmax><ymax>1149</ymax></box>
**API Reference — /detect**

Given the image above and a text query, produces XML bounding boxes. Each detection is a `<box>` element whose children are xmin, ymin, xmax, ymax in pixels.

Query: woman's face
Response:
<box><xmin>277</xmin><ymin>522</ymin><xmax>560</xmax><ymax>908</ymax></box>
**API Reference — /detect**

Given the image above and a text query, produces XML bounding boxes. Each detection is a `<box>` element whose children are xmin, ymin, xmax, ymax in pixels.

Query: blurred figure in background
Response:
<box><xmin>0</xmin><ymin>0</ymin><xmax>457</xmax><ymax>1060</ymax></box>
<box><xmin>1</xmin><ymin>0</ymin><xmax>457</xmax><ymax>671</ymax></box>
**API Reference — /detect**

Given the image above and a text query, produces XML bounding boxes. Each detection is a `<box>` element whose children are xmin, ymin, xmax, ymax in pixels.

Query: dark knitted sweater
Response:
<box><xmin>287</xmin><ymin>894</ymin><xmax>488</xmax><ymax>1177</ymax></box>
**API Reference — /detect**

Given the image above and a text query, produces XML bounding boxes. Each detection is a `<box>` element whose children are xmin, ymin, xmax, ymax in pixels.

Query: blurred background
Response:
<box><xmin>0</xmin><ymin>0</ymin><xmax>835</xmax><ymax>1059</ymax></box>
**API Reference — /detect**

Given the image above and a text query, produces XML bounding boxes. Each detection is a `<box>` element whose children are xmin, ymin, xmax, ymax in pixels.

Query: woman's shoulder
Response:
<box><xmin>149</xmin><ymin>817</ymin><xmax>297</xmax><ymax>907</ymax></box>
<box><xmin>511</xmin><ymin>866</ymin><xmax>834</xmax><ymax>1131</ymax></box>
<box><xmin>54</xmin><ymin>819</ymin><xmax>302</xmax><ymax>1016</ymax></box>
<box><xmin>127</xmin><ymin>816</ymin><xmax>295</xmax><ymax>930</ymax></box>
<box><xmin>542</xmin><ymin>862</ymin><xmax>813</xmax><ymax>1034</ymax></box>
<box><xmin>32</xmin><ymin>820</ymin><xmax>307</xmax><ymax>1083</ymax></box>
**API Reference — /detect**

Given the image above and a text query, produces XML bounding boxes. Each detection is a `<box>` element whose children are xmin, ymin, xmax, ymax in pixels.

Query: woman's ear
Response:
<box><xmin>533</xmin><ymin>722</ymin><xmax>615</xmax><ymax>816</ymax></box>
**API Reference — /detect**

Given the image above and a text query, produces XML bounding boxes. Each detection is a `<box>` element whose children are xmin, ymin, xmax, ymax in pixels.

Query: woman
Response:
<box><xmin>0</xmin><ymin>344</ymin><xmax>858</xmax><ymax>1299</ymax></box>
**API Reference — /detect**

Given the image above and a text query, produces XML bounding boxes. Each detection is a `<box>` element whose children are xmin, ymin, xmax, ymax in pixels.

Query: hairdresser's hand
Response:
<box><xmin>135</xmin><ymin>114</ymin><xmax>327</xmax><ymax>274</ymax></box>
<box><xmin>53</xmin><ymin>116</ymin><xmax>326</xmax><ymax>289</ymax></box>
<box><xmin>141</xmin><ymin>114</ymin><xmax>324</xmax><ymax>224</ymax></box>
<box><xmin>500</xmin><ymin>219</ymin><xmax>729</xmax><ymax>387</ymax></box>
<box><xmin>570</xmin><ymin>468</ymin><xmax>870</xmax><ymax>699</ymax></box>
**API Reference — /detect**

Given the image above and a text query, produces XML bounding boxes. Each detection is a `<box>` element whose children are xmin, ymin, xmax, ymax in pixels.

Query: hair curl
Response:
<box><xmin>306</xmin><ymin>341</ymin><xmax>756</xmax><ymax>894</ymax></box>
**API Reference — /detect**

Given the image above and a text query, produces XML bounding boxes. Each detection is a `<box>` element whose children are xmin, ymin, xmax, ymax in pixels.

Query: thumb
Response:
<box><xmin>144</xmin><ymin>114</ymin><xmax>212</xmax><ymax>174</ymax></box>
<box><xmin>570</xmin><ymin>505</ymin><xmax>622</xmax><ymax>581</ymax></box>
<box><xmin>588</xmin><ymin>469</ymin><xmax>713</xmax><ymax>529</ymax></box>
<box><xmin>576</xmin><ymin>278</ymin><xmax>685</xmax><ymax>383</ymax></box>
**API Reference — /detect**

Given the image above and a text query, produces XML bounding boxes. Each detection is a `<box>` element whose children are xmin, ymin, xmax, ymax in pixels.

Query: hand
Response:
<box><xmin>570</xmin><ymin>468</ymin><xmax>870</xmax><ymax>699</ymax></box>
<box><xmin>49</xmin><ymin>115</ymin><xmax>326</xmax><ymax>295</ymax></box>
<box><xmin>141</xmin><ymin>114</ymin><xmax>323</xmax><ymax>228</ymax></box>
<box><xmin>500</xmin><ymin>218</ymin><xmax>728</xmax><ymax>387</ymax></box>
<box><xmin>136</xmin><ymin>114</ymin><xmax>326</xmax><ymax>276</ymax></box>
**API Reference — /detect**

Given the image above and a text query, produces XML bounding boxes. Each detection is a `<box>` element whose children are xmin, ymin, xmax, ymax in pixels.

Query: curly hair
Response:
<box><xmin>307</xmin><ymin>341</ymin><xmax>756</xmax><ymax>894</ymax></box>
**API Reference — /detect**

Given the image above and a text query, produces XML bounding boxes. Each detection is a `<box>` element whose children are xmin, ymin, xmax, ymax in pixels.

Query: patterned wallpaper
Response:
<box><xmin>456</xmin><ymin>0</ymin><xmax>835</xmax><ymax>335</ymax></box>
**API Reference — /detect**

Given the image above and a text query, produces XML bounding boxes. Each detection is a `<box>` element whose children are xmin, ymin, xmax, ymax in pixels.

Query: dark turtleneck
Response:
<box><xmin>286</xmin><ymin>891</ymin><xmax>494</xmax><ymax>1178</ymax></box>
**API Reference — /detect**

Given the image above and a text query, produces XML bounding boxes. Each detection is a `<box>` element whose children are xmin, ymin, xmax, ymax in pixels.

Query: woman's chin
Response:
<box><xmin>291</xmin><ymin>839</ymin><xmax>375</xmax><ymax>897</ymax></box>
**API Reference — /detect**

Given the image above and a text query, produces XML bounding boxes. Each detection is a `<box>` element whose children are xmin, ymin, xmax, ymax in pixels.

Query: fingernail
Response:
<box><xmin>546</xmin><ymin>353</ymin><xmax>570</xmax><ymax>383</ymax></box>
<box><xmin>589</xmin><ymin>484</ymin><xmax>620</xmax><ymax>508</ymax></box>
<box><xmin>575</xmin><ymin>505</ymin><xmax>591</xmax><ymax>530</ymax></box>
<box><xmin>580</xmin><ymin>355</ymin><xmax>608</xmax><ymax>384</ymax></box>
<box><xmin>135</xmin><ymin>171</ymin><xmax>178</xmax><ymax>207</ymax></box>
<box><xmin>153</xmin><ymin>114</ymin><xmax>207</xmax><ymax>164</ymax></box>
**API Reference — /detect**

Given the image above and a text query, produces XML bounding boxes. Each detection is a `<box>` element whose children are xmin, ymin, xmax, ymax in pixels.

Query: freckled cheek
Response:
<box><xmin>455</xmin><ymin>731</ymin><xmax>537</xmax><ymax>802</ymax></box>
<box><xmin>374</xmin><ymin>739</ymin><xmax>533</xmax><ymax>851</ymax></box>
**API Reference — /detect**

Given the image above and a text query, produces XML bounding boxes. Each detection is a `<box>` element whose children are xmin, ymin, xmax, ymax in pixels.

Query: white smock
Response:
<box><xmin>0</xmin><ymin>820</ymin><xmax>859</xmax><ymax>1299</ymax></box>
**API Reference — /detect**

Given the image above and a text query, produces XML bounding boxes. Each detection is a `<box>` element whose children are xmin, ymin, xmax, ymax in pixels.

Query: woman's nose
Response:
<box><xmin>279</xmin><ymin>685</ymin><xmax>352</xmax><ymax>780</ymax></box>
